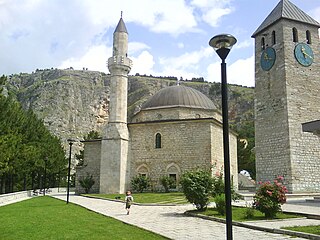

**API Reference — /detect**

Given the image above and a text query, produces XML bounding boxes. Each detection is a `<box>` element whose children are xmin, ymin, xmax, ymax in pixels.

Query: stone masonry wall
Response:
<box><xmin>284</xmin><ymin>22</ymin><xmax>320</xmax><ymax>192</ymax></box>
<box><xmin>129</xmin><ymin>118</ymin><xmax>238</xmax><ymax>191</ymax></box>
<box><xmin>75</xmin><ymin>141</ymin><xmax>101</xmax><ymax>194</ymax></box>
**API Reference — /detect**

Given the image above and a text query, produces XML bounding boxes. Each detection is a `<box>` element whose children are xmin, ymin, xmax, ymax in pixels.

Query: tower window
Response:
<box><xmin>261</xmin><ymin>37</ymin><xmax>266</xmax><ymax>50</ymax></box>
<box><xmin>272</xmin><ymin>31</ymin><xmax>276</xmax><ymax>45</ymax></box>
<box><xmin>306</xmin><ymin>30</ymin><xmax>312</xmax><ymax>44</ymax></box>
<box><xmin>293</xmin><ymin>28</ymin><xmax>298</xmax><ymax>42</ymax></box>
<box><xmin>155</xmin><ymin>133</ymin><xmax>161</xmax><ymax>148</ymax></box>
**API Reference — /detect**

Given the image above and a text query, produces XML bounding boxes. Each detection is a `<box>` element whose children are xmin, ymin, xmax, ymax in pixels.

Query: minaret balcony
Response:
<box><xmin>108</xmin><ymin>56</ymin><xmax>132</xmax><ymax>68</ymax></box>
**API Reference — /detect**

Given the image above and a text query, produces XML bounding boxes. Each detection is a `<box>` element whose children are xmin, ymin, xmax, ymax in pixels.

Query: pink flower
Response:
<box><xmin>266</xmin><ymin>190</ymin><xmax>272</xmax><ymax>196</ymax></box>
<box><xmin>277</xmin><ymin>176</ymin><xmax>284</xmax><ymax>181</ymax></box>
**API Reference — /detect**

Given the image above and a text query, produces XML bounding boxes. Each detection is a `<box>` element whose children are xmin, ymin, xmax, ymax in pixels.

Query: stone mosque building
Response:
<box><xmin>75</xmin><ymin>17</ymin><xmax>238</xmax><ymax>194</ymax></box>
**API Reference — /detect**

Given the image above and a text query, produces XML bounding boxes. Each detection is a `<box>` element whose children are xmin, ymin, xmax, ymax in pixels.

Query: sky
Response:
<box><xmin>1</xmin><ymin>0</ymin><xmax>320</xmax><ymax>87</ymax></box>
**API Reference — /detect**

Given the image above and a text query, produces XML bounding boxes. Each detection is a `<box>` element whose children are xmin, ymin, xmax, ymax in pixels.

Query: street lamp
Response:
<box><xmin>67</xmin><ymin>139</ymin><xmax>76</xmax><ymax>204</ymax></box>
<box><xmin>209</xmin><ymin>34</ymin><xmax>237</xmax><ymax>240</ymax></box>
<box><xmin>43</xmin><ymin>156</ymin><xmax>48</xmax><ymax>196</ymax></box>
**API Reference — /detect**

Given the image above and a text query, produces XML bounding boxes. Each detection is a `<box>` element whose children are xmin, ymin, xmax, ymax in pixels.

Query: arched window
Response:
<box><xmin>261</xmin><ymin>37</ymin><xmax>266</xmax><ymax>50</ymax></box>
<box><xmin>293</xmin><ymin>28</ymin><xmax>298</xmax><ymax>42</ymax></box>
<box><xmin>272</xmin><ymin>31</ymin><xmax>276</xmax><ymax>45</ymax></box>
<box><xmin>155</xmin><ymin>133</ymin><xmax>161</xmax><ymax>148</ymax></box>
<box><xmin>306</xmin><ymin>30</ymin><xmax>312</xmax><ymax>44</ymax></box>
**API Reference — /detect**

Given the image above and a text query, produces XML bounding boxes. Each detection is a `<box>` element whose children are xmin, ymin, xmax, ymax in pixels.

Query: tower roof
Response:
<box><xmin>252</xmin><ymin>0</ymin><xmax>320</xmax><ymax>37</ymax></box>
<box><xmin>114</xmin><ymin>17</ymin><xmax>128</xmax><ymax>34</ymax></box>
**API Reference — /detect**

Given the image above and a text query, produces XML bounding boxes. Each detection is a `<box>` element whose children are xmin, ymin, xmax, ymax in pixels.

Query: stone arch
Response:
<box><xmin>136</xmin><ymin>164</ymin><xmax>150</xmax><ymax>176</ymax></box>
<box><xmin>166</xmin><ymin>163</ymin><xmax>181</xmax><ymax>174</ymax></box>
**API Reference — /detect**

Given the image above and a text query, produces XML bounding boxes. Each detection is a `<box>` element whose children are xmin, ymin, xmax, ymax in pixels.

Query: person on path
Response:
<box><xmin>125</xmin><ymin>190</ymin><xmax>133</xmax><ymax>215</ymax></box>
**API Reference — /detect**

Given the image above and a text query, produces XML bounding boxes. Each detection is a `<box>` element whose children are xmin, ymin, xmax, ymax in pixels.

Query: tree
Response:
<box><xmin>180</xmin><ymin>169</ymin><xmax>214</xmax><ymax>210</ymax></box>
<box><xmin>84</xmin><ymin>130</ymin><xmax>101</xmax><ymax>140</ymax></box>
<box><xmin>237</xmin><ymin>121</ymin><xmax>256</xmax><ymax>179</ymax></box>
<box><xmin>0</xmin><ymin>91</ymin><xmax>66</xmax><ymax>193</ymax></box>
<box><xmin>79</xmin><ymin>173</ymin><xmax>95</xmax><ymax>193</ymax></box>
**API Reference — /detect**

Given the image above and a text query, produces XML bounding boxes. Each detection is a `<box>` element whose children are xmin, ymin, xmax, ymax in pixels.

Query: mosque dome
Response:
<box><xmin>141</xmin><ymin>85</ymin><xmax>217</xmax><ymax>110</ymax></box>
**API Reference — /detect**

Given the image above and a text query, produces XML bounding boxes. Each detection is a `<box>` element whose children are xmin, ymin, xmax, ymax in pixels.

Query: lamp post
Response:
<box><xmin>209</xmin><ymin>34</ymin><xmax>237</xmax><ymax>240</ymax></box>
<box><xmin>43</xmin><ymin>157</ymin><xmax>48</xmax><ymax>196</ymax></box>
<box><xmin>67</xmin><ymin>139</ymin><xmax>76</xmax><ymax>204</ymax></box>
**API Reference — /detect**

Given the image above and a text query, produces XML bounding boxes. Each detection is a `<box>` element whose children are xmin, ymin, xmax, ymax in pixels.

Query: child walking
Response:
<box><xmin>125</xmin><ymin>190</ymin><xmax>133</xmax><ymax>215</ymax></box>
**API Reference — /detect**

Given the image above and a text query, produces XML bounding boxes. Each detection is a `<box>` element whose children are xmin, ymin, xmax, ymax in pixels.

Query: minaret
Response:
<box><xmin>100</xmin><ymin>15</ymin><xmax>132</xmax><ymax>193</ymax></box>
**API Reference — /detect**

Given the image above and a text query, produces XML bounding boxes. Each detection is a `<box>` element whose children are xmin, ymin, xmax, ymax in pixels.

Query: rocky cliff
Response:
<box><xmin>5</xmin><ymin>69</ymin><xmax>254</xmax><ymax>164</ymax></box>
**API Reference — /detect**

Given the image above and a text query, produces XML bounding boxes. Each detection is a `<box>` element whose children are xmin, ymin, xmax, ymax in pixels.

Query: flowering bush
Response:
<box><xmin>253</xmin><ymin>176</ymin><xmax>288</xmax><ymax>218</ymax></box>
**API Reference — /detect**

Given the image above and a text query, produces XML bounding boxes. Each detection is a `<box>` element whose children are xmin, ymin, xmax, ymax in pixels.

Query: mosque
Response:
<box><xmin>75</xmin><ymin>17</ymin><xmax>238</xmax><ymax>194</ymax></box>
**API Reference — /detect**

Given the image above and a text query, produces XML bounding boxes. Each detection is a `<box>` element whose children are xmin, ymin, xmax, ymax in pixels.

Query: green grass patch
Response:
<box><xmin>85</xmin><ymin>192</ymin><xmax>188</xmax><ymax>204</ymax></box>
<box><xmin>282</xmin><ymin>225</ymin><xmax>320</xmax><ymax>235</ymax></box>
<box><xmin>190</xmin><ymin>206</ymin><xmax>301</xmax><ymax>222</ymax></box>
<box><xmin>0</xmin><ymin>196</ymin><xmax>167</xmax><ymax>240</ymax></box>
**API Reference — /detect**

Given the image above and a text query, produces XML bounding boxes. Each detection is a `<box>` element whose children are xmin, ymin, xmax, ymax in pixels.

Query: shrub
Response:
<box><xmin>253</xmin><ymin>176</ymin><xmax>288</xmax><ymax>218</ymax></box>
<box><xmin>131</xmin><ymin>175</ymin><xmax>151</xmax><ymax>193</ymax></box>
<box><xmin>79</xmin><ymin>174</ymin><xmax>95</xmax><ymax>193</ymax></box>
<box><xmin>244</xmin><ymin>203</ymin><xmax>255</xmax><ymax>219</ymax></box>
<box><xmin>159</xmin><ymin>175</ymin><xmax>175</xmax><ymax>192</ymax></box>
<box><xmin>180</xmin><ymin>169</ymin><xmax>214</xmax><ymax>210</ymax></box>
<box><xmin>212</xmin><ymin>172</ymin><xmax>242</xmax><ymax>201</ymax></box>
<box><xmin>214</xmin><ymin>194</ymin><xmax>226</xmax><ymax>215</ymax></box>
<box><xmin>212</xmin><ymin>172</ymin><xmax>225</xmax><ymax>197</ymax></box>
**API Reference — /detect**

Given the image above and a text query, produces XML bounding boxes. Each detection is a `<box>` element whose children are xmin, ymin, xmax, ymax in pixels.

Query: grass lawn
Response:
<box><xmin>282</xmin><ymin>225</ymin><xmax>320</xmax><ymax>235</ymax></box>
<box><xmin>85</xmin><ymin>192</ymin><xmax>188</xmax><ymax>204</ymax></box>
<box><xmin>190</xmin><ymin>207</ymin><xmax>301</xmax><ymax>222</ymax></box>
<box><xmin>0</xmin><ymin>196</ymin><xmax>167</xmax><ymax>240</ymax></box>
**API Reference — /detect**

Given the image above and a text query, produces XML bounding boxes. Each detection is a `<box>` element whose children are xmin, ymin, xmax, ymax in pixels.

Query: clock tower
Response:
<box><xmin>252</xmin><ymin>0</ymin><xmax>320</xmax><ymax>193</ymax></box>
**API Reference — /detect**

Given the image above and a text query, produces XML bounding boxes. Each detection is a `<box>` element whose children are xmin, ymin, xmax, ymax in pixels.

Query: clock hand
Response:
<box><xmin>301</xmin><ymin>47</ymin><xmax>313</xmax><ymax>59</ymax></box>
<box><xmin>264</xmin><ymin>53</ymin><xmax>272</xmax><ymax>61</ymax></box>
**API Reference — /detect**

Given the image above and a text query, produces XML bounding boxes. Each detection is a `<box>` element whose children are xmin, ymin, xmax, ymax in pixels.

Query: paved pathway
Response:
<box><xmin>51</xmin><ymin>194</ymin><xmax>319</xmax><ymax>240</ymax></box>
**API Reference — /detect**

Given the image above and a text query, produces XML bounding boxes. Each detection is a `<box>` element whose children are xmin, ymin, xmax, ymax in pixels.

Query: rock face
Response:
<box><xmin>6</xmin><ymin>69</ymin><xmax>254</xmax><ymax>167</ymax></box>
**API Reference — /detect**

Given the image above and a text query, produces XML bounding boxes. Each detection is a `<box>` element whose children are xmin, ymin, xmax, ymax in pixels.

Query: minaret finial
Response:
<box><xmin>121</xmin><ymin>11</ymin><xmax>123</xmax><ymax>18</ymax></box>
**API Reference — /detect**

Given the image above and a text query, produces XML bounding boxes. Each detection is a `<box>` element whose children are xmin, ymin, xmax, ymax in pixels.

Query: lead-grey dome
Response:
<box><xmin>141</xmin><ymin>85</ymin><xmax>217</xmax><ymax>110</ymax></box>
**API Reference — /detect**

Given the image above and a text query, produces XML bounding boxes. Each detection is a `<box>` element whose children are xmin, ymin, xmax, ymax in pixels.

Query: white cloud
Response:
<box><xmin>177</xmin><ymin>43</ymin><xmax>185</xmax><ymax>49</ymax></box>
<box><xmin>128</xmin><ymin>42</ymin><xmax>150</xmax><ymax>55</ymax></box>
<box><xmin>159</xmin><ymin>47</ymin><xmax>213</xmax><ymax>72</ymax></box>
<box><xmin>191</xmin><ymin>0</ymin><xmax>234</xmax><ymax>27</ymax></box>
<box><xmin>82</xmin><ymin>0</ymin><xmax>198</xmax><ymax>36</ymax></box>
<box><xmin>233</xmin><ymin>39</ymin><xmax>252</xmax><ymax>50</ymax></box>
<box><xmin>130</xmin><ymin>50</ymin><xmax>155</xmax><ymax>76</ymax></box>
<box><xmin>207</xmin><ymin>56</ymin><xmax>254</xmax><ymax>87</ymax></box>
<box><xmin>59</xmin><ymin>45</ymin><xmax>111</xmax><ymax>72</ymax></box>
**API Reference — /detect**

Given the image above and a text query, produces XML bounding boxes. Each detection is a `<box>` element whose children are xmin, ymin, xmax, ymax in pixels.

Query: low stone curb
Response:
<box><xmin>185</xmin><ymin>212</ymin><xmax>320</xmax><ymax>240</ymax></box>
<box><xmin>80</xmin><ymin>194</ymin><xmax>179</xmax><ymax>206</ymax></box>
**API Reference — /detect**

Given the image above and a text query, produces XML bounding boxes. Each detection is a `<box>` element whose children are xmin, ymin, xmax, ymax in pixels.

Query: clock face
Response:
<box><xmin>260</xmin><ymin>47</ymin><xmax>276</xmax><ymax>71</ymax></box>
<box><xmin>294</xmin><ymin>43</ymin><xmax>314</xmax><ymax>67</ymax></box>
